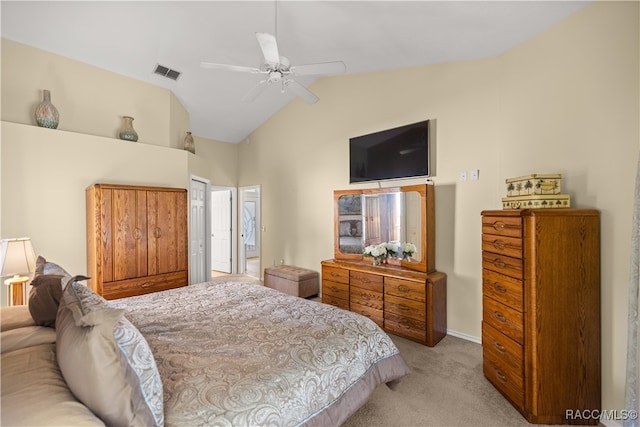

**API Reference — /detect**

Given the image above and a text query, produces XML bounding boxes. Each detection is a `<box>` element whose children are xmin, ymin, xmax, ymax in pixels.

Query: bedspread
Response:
<box><xmin>111</xmin><ymin>280</ymin><xmax>408</xmax><ymax>426</ymax></box>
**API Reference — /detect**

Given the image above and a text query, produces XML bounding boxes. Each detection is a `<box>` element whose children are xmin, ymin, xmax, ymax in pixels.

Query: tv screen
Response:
<box><xmin>349</xmin><ymin>120</ymin><xmax>430</xmax><ymax>183</ymax></box>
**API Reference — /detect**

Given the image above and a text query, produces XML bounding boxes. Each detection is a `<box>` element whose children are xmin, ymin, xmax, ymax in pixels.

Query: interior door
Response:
<box><xmin>211</xmin><ymin>189</ymin><xmax>232</xmax><ymax>273</ymax></box>
<box><xmin>189</xmin><ymin>180</ymin><xmax>207</xmax><ymax>284</ymax></box>
<box><xmin>239</xmin><ymin>185</ymin><xmax>261</xmax><ymax>278</ymax></box>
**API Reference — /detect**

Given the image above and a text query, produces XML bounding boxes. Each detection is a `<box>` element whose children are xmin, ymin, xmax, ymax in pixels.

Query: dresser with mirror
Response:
<box><xmin>322</xmin><ymin>183</ymin><xmax>446</xmax><ymax>346</ymax></box>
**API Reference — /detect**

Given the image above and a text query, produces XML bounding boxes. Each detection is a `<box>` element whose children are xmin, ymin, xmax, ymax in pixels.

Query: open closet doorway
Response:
<box><xmin>239</xmin><ymin>185</ymin><xmax>261</xmax><ymax>279</ymax></box>
<box><xmin>210</xmin><ymin>186</ymin><xmax>237</xmax><ymax>278</ymax></box>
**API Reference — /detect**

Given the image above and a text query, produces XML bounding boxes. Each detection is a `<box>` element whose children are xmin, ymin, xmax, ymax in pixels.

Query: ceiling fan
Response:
<box><xmin>200</xmin><ymin>32</ymin><xmax>346</xmax><ymax>104</ymax></box>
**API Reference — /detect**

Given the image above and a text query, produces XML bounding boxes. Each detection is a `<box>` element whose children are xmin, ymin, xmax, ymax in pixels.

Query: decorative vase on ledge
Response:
<box><xmin>119</xmin><ymin>116</ymin><xmax>138</xmax><ymax>142</ymax></box>
<box><xmin>184</xmin><ymin>131</ymin><xmax>195</xmax><ymax>154</ymax></box>
<box><xmin>34</xmin><ymin>89</ymin><xmax>59</xmax><ymax>129</ymax></box>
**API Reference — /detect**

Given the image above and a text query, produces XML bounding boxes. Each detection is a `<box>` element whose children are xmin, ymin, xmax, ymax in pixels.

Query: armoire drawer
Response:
<box><xmin>102</xmin><ymin>271</ymin><xmax>187</xmax><ymax>300</ymax></box>
<box><xmin>482</xmin><ymin>322</ymin><xmax>523</xmax><ymax>375</ymax></box>
<box><xmin>481</xmin><ymin>234</ymin><xmax>522</xmax><ymax>259</ymax></box>
<box><xmin>482</xmin><ymin>296</ymin><xmax>523</xmax><ymax>344</ymax></box>
<box><xmin>481</xmin><ymin>216</ymin><xmax>523</xmax><ymax>238</ymax></box>
<box><xmin>482</xmin><ymin>252</ymin><xmax>523</xmax><ymax>280</ymax></box>
<box><xmin>384</xmin><ymin>277</ymin><xmax>425</xmax><ymax>302</ymax></box>
<box><xmin>483</xmin><ymin>350</ymin><xmax>524</xmax><ymax>411</ymax></box>
<box><xmin>482</xmin><ymin>269</ymin><xmax>523</xmax><ymax>312</ymax></box>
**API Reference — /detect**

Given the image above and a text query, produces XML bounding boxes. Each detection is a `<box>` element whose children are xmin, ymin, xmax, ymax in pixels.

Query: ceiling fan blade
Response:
<box><xmin>200</xmin><ymin>62</ymin><xmax>262</xmax><ymax>74</ymax></box>
<box><xmin>290</xmin><ymin>61</ymin><xmax>346</xmax><ymax>76</ymax></box>
<box><xmin>256</xmin><ymin>32</ymin><xmax>280</xmax><ymax>66</ymax></box>
<box><xmin>243</xmin><ymin>80</ymin><xmax>269</xmax><ymax>103</ymax></box>
<box><xmin>286</xmin><ymin>80</ymin><xmax>319</xmax><ymax>104</ymax></box>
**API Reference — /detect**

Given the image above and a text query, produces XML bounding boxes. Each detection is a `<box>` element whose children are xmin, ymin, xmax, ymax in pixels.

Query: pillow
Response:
<box><xmin>1</xmin><ymin>306</ymin><xmax>35</xmax><ymax>331</ymax></box>
<box><xmin>28</xmin><ymin>274</ymin><xmax>65</xmax><ymax>327</ymax></box>
<box><xmin>35</xmin><ymin>255</ymin><xmax>71</xmax><ymax>278</ymax></box>
<box><xmin>1</xmin><ymin>326</ymin><xmax>56</xmax><ymax>353</ymax></box>
<box><xmin>56</xmin><ymin>278</ymin><xmax>164</xmax><ymax>427</ymax></box>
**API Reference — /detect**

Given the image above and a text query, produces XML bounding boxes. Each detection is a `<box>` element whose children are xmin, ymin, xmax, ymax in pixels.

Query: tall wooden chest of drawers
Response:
<box><xmin>481</xmin><ymin>209</ymin><xmax>600</xmax><ymax>424</ymax></box>
<box><xmin>321</xmin><ymin>260</ymin><xmax>447</xmax><ymax>347</ymax></box>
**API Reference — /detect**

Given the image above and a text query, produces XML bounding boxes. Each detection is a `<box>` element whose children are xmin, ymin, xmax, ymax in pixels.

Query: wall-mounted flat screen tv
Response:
<box><xmin>349</xmin><ymin>120</ymin><xmax>430</xmax><ymax>183</ymax></box>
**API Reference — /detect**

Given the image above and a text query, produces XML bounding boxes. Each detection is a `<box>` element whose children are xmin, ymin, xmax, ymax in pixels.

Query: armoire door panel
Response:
<box><xmin>100</xmin><ymin>188</ymin><xmax>114</xmax><ymax>283</ymax></box>
<box><xmin>112</xmin><ymin>189</ymin><xmax>147</xmax><ymax>281</ymax></box>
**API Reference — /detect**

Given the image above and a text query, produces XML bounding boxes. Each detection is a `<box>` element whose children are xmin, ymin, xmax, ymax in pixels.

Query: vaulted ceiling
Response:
<box><xmin>1</xmin><ymin>1</ymin><xmax>591</xmax><ymax>143</ymax></box>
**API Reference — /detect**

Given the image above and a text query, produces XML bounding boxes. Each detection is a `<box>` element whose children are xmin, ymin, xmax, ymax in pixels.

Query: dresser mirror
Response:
<box><xmin>334</xmin><ymin>184</ymin><xmax>434</xmax><ymax>273</ymax></box>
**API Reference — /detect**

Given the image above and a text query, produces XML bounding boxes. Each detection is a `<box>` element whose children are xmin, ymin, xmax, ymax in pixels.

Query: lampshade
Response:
<box><xmin>0</xmin><ymin>238</ymin><xmax>37</xmax><ymax>277</ymax></box>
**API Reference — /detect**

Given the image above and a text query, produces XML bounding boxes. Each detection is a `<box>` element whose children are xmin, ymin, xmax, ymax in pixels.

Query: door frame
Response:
<box><xmin>238</xmin><ymin>185</ymin><xmax>261</xmax><ymax>278</ymax></box>
<box><xmin>210</xmin><ymin>185</ymin><xmax>238</xmax><ymax>275</ymax></box>
<box><xmin>189</xmin><ymin>175</ymin><xmax>211</xmax><ymax>284</ymax></box>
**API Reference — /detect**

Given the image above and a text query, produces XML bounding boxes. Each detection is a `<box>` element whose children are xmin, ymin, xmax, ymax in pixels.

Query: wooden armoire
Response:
<box><xmin>86</xmin><ymin>183</ymin><xmax>188</xmax><ymax>299</ymax></box>
<box><xmin>481</xmin><ymin>209</ymin><xmax>600</xmax><ymax>424</ymax></box>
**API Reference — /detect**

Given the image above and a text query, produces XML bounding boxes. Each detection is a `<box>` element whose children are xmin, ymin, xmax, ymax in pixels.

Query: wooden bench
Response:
<box><xmin>264</xmin><ymin>265</ymin><xmax>319</xmax><ymax>298</ymax></box>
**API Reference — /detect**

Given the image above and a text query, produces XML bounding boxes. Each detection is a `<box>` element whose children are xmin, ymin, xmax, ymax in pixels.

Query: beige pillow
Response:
<box><xmin>0</xmin><ymin>306</ymin><xmax>35</xmax><ymax>331</ymax></box>
<box><xmin>56</xmin><ymin>279</ymin><xmax>164</xmax><ymax>427</ymax></box>
<box><xmin>28</xmin><ymin>274</ymin><xmax>65</xmax><ymax>327</ymax></box>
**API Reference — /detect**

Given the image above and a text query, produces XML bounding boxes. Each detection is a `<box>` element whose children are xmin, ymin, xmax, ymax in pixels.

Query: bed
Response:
<box><xmin>1</xmin><ymin>258</ymin><xmax>409</xmax><ymax>427</ymax></box>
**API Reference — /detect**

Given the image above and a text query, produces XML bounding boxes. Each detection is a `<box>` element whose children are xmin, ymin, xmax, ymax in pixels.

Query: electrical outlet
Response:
<box><xmin>471</xmin><ymin>169</ymin><xmax>480</xmax><ymax>181</ymax></box>
<box><xmin>459</xmin><ymin>171</ymin><xmax>467</xmax><ymax>182</ymax></box>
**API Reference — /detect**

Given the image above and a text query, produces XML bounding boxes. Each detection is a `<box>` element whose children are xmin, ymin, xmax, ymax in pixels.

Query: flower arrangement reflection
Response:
<box><xmin>363</xmin><ymin>242</ymin><xmax>416</xmax><ymax>265</ymax></box>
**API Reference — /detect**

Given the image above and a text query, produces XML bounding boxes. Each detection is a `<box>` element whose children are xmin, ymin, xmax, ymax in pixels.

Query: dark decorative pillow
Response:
<box><xmin>35</xmin><ymin>255</ymin><xmax>71</xmax><ymax>278</ymax></box>
<box><xmin>28</xmin><ymin>274</ymin><xmax>65</xmax><ymax>327</ymax></box>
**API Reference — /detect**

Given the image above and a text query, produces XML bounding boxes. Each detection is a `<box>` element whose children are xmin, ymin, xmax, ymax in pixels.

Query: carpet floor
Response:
<box><xmin>343</xmin><ymin>334</ymin><xmax>541</xmax><ymax>427</ymax></box>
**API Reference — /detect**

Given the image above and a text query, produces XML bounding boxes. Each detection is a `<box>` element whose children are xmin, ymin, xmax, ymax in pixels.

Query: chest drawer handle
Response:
<box><xmin>493</xmin><ymin>260</ymin><xmax>506</xmax><ymax>268</ymax></box>
<box><xmin>492</xmin><ymin>240</ymin><xmax>506</xmax><ymax>250</ymax></box>
<box><xmin>140</xmin><ymin>282</ymin><xmax>153</xmax><ymax>288</ymax></box>
<box><xmin>330</xmin><ymin>272</ymin><xmax>340</xmax><ymax>278</ymax></box>
<box><xmin>492</xmin><ymin>222</ymin><xmax>506</xmax><ymax>231</ymax></box>
<box><xmin>494</xmin><ymin>283</ymin><xmax>507</xmax><ymax>293</ymax></box>
<box><xmin>398</xmin><ymin>285</ymin><xmax>410</xmax><ymax>293</ymax></box>
<box><xmin>495</xmin><ymin>369</ymin><xmax>508</xmax><ymax>384</ymax></box>
<box><xmin>493</xmin><ymin>311</ymin><xmax>507</xmax><ymax>323</ymax></box>
<box><xmin>493</xmin><ymin>341</ymin><xmax>506</xmax><ymax>353</ymax></box>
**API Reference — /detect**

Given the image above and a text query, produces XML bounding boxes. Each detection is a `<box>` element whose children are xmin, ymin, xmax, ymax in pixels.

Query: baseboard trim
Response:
<box><xmin>447</xmin><ymin>329</ymin><xmax>481</xmax><ymax>344</ymax></box>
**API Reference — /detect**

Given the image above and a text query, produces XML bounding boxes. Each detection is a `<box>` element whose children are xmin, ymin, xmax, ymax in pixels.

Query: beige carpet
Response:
<box><xmin>343</xmin><ymin>334</ymin><xmax>539</xmax><ymax>427</ymax></box>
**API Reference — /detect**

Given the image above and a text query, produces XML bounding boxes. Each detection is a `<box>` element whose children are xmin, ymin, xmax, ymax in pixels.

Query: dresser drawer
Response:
<box><xmin>384</xmin><ymin>277</ymin><xmax>425</xmax><ymax>302</ymax></box>
<box><xmin>482</xmin><ymin>234</ymin><xmax>522</xmax><ymax>259</ymax></box>
<box><xmin>482</xmin><ymin>322</ymin><xmax>523</xmax><ymax>375</ymax></box>
<box><xmin>350</xmin><ymin>270</ymin><xmax>383</xmax><ymax>293</ymax></box>
<box><xmin>483</xmin><ymin>296</ymin><xmax>523</xmax><ymax>344</ymax></box>
<box><xmin>322</xmin><ymin>279</ymin><xmax>349</xmax><ymax>301</ymax></box>
<box><xmin>482</xmin><ymin>252</ymin><xmax>523</xmax><ymax>280</ymax></box>
<box><xmin>350</xmin><ymin>301</ymin><xmax>383</xmax><ymax>327</ymax></box>
<box><xmin>350</xmin><ymin>286</ymin><xmax>383</xmax><ymax>310</ymax></box>
<box><xmin>483</xmin><ymin>350</ymin><xmax>524</xmax><ymax>411</ymax></box>
<box><xmin>482</xmin><ymin>269</ymin><xmax>523</xmax><ymax>312</ymax></box>
<box><xmin>322</xmin><ymin>265</ymin><xmax>349</xmax><ymax>285</ymax></box>
<box><xmin>322</xmin><ymin>294</ymin><xmax>349</xmax><ymax>310</ymax></box>
<box><xmin>385</xmin><ymin>312</ymin><xmax>426</xmax><ymax>342</ymax></box>
<box><xmin>385</xmin><ymin>294</ymin><xmax>426</xmax><ymax>322</ymax></box>
<box><xmin>482</xmin><ymin>216</ymin><xmax>522</xmax><ymax>238</ymax></box>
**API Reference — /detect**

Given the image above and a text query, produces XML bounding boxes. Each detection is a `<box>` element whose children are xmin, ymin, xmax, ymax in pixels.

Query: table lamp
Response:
<box><xmin>0</xmin><ymin>238</ymin><xmax>37</xmax><ymax>306</ymax></box>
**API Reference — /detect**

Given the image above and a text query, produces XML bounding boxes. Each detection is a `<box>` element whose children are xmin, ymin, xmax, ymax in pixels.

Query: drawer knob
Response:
<box><xmin>493</xmin><ymin>260</ymin><xmax>506</xmax><ymax>268</ymax></box>
<box><xmin>493</xmin><ymin>240</ymin><xmax>506</xmax><ymax>250</ymax></box>
<box><xmin>495</xmin><ymin>369</ymin><xmax>508</xmax><ymax>384</ymax></box>
<box><xmin>331</xmin><ymin>272</ymin><xmax>339</xmax><ymax>277</ymax></box>
<box><xmin>140</xmin><ymin>282</ymin><xmax>153</xmax><ymax>288</ymax></box>
<box><xmin>493</xmin><ymin>341</ymin><xmax>506</xmax><ymax>353</ymax></box>
<box><xmin>398</xmin><ymin>285</ymin><xmax>410</xmax><ymax>293</ymax></box>
<box><xmin>492</xmin><ymin>222</ymin><xmax>506</xmax><ymax>230</ymax></box>
<box><xmin>493</xmin><ymin>311</ymin><xmax>507</xmax><ymax>323</ymax></box>
<box><xmin>494</xmin><ymin>283</ymin><xmax>507</xmax><ymax>293</ymax></box>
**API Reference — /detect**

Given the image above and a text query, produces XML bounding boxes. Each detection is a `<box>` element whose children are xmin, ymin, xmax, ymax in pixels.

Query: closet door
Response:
<box><xmin>111</xmin><ymin>188</ymin><xmax>148</xmax><ymax>281</ymax></box>
<box><xmin>147</xmin><ymin>190</ymin><xmax>188</xmax><ymax>276</ymax></box>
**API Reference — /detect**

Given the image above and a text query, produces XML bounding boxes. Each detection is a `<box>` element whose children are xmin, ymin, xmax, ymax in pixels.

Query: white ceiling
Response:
<box><xmin>1</xmin><ymin>1</ymin><xmax>591</xmax><ymax>143</ymax></box>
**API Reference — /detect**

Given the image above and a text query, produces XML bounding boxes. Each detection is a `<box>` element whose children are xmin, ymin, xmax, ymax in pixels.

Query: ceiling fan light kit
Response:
<box><xmin>201</xmin><ymin>32</ymin><xmax>346</xmax><ymax>104</ymax></box>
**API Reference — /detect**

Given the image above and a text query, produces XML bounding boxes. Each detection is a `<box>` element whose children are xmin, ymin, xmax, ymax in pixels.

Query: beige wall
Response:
<box><xmin>239</xmin><ymin>1</ymin><xmax>638</xmax><ymax>418</ymax></box>
<box><xmin>0</xmin><ymin>0</ymin><xmax>637</xmax><ymax>420</ymax></box>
